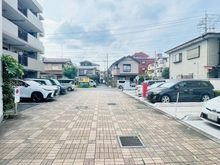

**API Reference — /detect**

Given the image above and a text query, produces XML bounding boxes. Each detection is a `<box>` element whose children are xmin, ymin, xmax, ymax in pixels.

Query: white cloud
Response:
<box><xmin>38</xmin><ymin>0</ymin><xmax>220</xmax><ymax>70</ymax></box>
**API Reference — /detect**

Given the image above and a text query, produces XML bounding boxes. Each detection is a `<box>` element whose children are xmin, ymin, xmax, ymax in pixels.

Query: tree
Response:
<box><xmin>88</xmin><ymin>74</ymin><xmax>99</xmax><ymax>83</ymax></box>
<box><xmin>162</xmin><ymin>67</ymin><xmax>169</xmax><ymax>79</ymax></box>
<box><xmin>138</xmin><ymin>74</ymin><xmax>150</xmax><ymax>83</ymax></box>
<box><xmin>2</xmin><ymin>54</ymin><xmax>23</xmax><ymax>111</ymax></box>
<box><xmin>62</xmin><ymin>65</ymin><xmax>78</xmax><ymax>79</ymax></box>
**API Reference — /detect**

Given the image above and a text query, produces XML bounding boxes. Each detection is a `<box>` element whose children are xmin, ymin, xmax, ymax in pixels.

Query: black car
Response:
<box><xmin>49</xmin><ymin>79</ymin><xmax>67</xmax><ymax>95</ymax></box>
<box><xmin>146</xmin><ymin>80</ymin><xmax>215</xmax><ymax>103</ymax></box>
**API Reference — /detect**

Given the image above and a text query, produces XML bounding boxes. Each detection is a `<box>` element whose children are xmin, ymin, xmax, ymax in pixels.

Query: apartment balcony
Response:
<box><xmin>2</xmin><ymin>0</ymin><xmax>44</xmax><ymax>34</ymax></box>
<box><xmin>2</xmin><ymin>17</ymin><xmax>44</xmax><ymax>53</ymax></box>
<box><xmin>111</xmin><ymin>68</ymin><xmax>120</xmax><ymax>76</ymax></box>
<box><xmin>3</xmin><ymin>50</ymin><xmax>44</xmax><ymax>72</ymax></box>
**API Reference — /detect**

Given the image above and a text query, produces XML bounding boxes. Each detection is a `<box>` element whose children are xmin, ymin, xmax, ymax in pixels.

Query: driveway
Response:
<box><xmin>0</xmin><ymin>86</ymin><xmax>219</xmax><ymax>165</ymax></box>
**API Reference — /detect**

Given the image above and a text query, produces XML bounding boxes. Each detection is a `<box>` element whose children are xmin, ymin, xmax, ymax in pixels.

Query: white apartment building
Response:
<box><xmin>0</xmin><ymin>1</ymin><xmax>3</xmax><ymax>122</ymax></box>
<box><xmin>1</xmin><ymin>0</ymin><xmax>44</xmax><ymax>122</ymax></box>
<box><xmin>165</xmin><ymin>33</ymin><xmax>220</xmax><ymax>79</ymax></box>
<box><xmin>2</xmin><ymin>0</ymin><xmax>44</xmax><ymax>78</ymax></box>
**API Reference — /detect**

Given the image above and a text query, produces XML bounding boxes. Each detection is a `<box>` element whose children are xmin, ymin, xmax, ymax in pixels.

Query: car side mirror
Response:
<box><xmin>24</xmin><ymin>83</ymin><xmax>29</xmax><ymax>87</ymax></box>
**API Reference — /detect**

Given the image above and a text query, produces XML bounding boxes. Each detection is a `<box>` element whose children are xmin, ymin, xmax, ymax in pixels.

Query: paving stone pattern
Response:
<box><xmin>0</xmin><ymin>87</ymin><xmax>220</xmax><ymax>165</ymax></box>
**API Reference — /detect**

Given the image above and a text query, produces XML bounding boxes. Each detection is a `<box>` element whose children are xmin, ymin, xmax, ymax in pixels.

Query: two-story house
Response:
<box><xmin>132</xmin><ymin>52</ymin><xmax>155</xmax><ymax>75</ymax></box>
<box><xmin>110</xmin><ymin>56</ymin><xmax>139</xmax><ymax>87</ymax></box>
<box><xmin>42</xmin><ymin>58</ymin><xmax>73</xmax><ymax>79</ymax></box>
<box><xmin>78</xmin><ymin>60</ymin><xmax>100</xmax><ymax>81</ymax></box>
<box><xmin>2</xmin><ymin>0</ymin><xmax>44</xmax><ymax>78</ymax></box>
<box><xmin>165</xmin><ymin>32</ymin><xmax>220</xmax><ymax>79</ymax></box>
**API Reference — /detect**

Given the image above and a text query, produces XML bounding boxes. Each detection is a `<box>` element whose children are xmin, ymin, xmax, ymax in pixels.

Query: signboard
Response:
<box><xmin>14</xmin><ymin>87</ymin><xmax>20</xmax><ymax>103</ymax></box>
<box><xmin>79</xmin><ymin>77</ymin><xmax>89</xmax><ymax>82</ymax></box>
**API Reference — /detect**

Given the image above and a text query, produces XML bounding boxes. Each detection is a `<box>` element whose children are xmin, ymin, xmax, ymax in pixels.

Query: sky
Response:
<box><xmin>38</xmin><ymin>0</ymin><xmax>220</xmax><ymax>71</ymax></box>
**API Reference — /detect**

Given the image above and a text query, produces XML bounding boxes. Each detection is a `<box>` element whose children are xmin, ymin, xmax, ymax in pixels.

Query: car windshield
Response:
<box><xmin>25</xmin><ymin>80</ymin><xmax>41</xmax><ymax>86</ymax></box>
<box><xmin>53</xmin><ymin>79</ymin><xmax>61</xmax><ymax>85</ymax></box>
<box><xmin>159</xmin><ymin>81</ymin><xmax>178</xmax><ymax>88</ymax></box>
<box><xmin>45</xmin><ymin>80</ymin><xmax>53</xmax><ymax>85</ymax></box>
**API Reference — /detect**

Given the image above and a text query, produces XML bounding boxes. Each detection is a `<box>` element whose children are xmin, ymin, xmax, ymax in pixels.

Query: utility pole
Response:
<box><xmin>197</xmin><ymin>11</ymin><xmax>220</xmax><ymax>34</ymax></box>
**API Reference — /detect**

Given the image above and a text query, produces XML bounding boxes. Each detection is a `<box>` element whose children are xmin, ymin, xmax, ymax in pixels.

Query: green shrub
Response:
<box><xmin>214</xmin><ymin>90</ymin><xmax>220</xmax><ymax>97</ymax></box>
<box><xmin>1</xmin><ymin>54</ymin><xmax>23</xmax><ymax>111</ymax></box>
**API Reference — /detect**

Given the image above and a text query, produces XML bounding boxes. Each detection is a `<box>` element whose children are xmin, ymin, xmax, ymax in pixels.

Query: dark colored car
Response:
<box><xmin>48</xmin><ymin>79</ymin><xmax>67</xmax><ymax>95</ymax></box>
<box><xmin>146</xmin><ymin>80</ymin><xmax>215</xmax><ymax>103</ymax></box>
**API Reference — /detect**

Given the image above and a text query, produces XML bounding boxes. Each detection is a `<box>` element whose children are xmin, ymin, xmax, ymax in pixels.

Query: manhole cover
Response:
<box><xmin>108</xmin><ymin>103</ymin><xmax>116</xmax><ymax>105</ymax></box>
<box><xmin>136</xmin><ymin>105</ymin><xmax>148</xmax><ymax>109</ymax></box>
<box><xmin>75</xmin><ymin>106</ymin><xmax>88</xmax><ymax>109</ymax></box>
<box><xmin>117</xmin><ymin>135</ymin><xmax>145</xmax><ymax>148</ymax></box>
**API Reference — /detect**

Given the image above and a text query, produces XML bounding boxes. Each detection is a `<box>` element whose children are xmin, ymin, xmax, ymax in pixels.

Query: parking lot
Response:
<box><xmin>124</xmin><ymin>89</ymin><xmax>220</xmax><ymax>143</ymax></box>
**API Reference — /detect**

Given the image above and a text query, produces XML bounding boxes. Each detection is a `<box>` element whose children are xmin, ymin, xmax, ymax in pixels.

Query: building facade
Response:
<box><xmin>2</xmin><ymin>0</ymin><xmax>44</xmax><ymax>78</ymax></box>
<box><xmin>132</xmin><ymin>52</ymin><xmax>155</xmax><ymax>75</ymax></box>
<box><xmin>42</xmin><ymin>58</ymin><xmax>73</xmax><ymax>79</ymax></box>
<box><xmin>110</xmin><ymin>56</ymin><xmax>139</xmax><ymax>87</ymax></box>
<box><xmin>0</xmin><ymin>1</ymin><xmax>3</xmax><ymax>122</ymax></box>
<box><xmin>165</xmin><ymin>33</ymin><xmax>220</xmax><ymax>79</ymax></box>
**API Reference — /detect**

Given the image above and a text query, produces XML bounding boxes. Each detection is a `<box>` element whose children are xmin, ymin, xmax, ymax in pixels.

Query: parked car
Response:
<box><xmin>146</xmin><ymin>79</ymin><xmax>215</xmax><ymax>103</ymax></box>
<box><xmin>58</xmin><ymin>79</ymin><xmax>76</xmax><ymax>91</ymax></box>
<box><xmin>136</xmin><ymin>82</ymin><xmax>164</xmax><ymax>97</ymax></box>
<box><xmin>200</xmin><ymin>96</ymin><xmax>220</xmax><ymax>127</ymax></box>
<box><xmin>48</xmin><ymin>79</ymin><xmax>67</xmax><ymax>94</ymax></box>
<box><xmin>144</xmin><ymin>79</ymin><xmax>166</xmax><ymax>86</ymax></box>
<box><xmin>25</xmin><ymin>78</ymin><xmax>60</xmax><ymax>94</ymax></box>
<box><xmin>12</xmin><ymin>79</ymin><xmax>59</xmax><ymax>102</ymax></box>
<box><xmin>89</xmin><ymin>79</ymin><xmax>97</xmax><ymax>87</ymax></box>
<box><xmin>117</xmin><ymin>80</ymin><xmax>130</xmax><ymax>89</ymax></box>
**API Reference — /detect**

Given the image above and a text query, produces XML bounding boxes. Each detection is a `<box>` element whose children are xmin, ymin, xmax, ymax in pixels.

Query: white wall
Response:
<box><xmin>0</xmin><ymin>1</ymin><xmax>3</xmax><ymax>122</ymax></box>
<box><xmin>118</xmin><ymin>57</ymin><xmax>138</xmax><ymax>74</ymax></box>
<box><xmin>169</xmin><ymin>40</ymin><xmax>209</xmax><ymax>79</ymax></box>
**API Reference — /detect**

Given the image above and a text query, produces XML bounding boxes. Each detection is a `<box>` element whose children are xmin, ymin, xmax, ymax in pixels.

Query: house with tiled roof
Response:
<box><xmin>109</xmin><ymin>56</ymin><xmax>139</xmax><ymax>87</ymax></box>
<box><xmin>41</xmin><ymin>58</ymin><xmax>73</xmax><ymax>78</ymax></box>
<box><xmin>165</xmin><ymin>32</ymin><xmax>220</xmax><ymax>79</ymax></box>
<box><xmin>132</xmin><ymin>52</ymin><xmax>155</xmax><ymax>75</ymax></box>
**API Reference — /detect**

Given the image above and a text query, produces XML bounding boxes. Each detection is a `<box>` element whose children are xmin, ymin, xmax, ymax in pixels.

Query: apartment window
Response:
<box><xmin>123</xmin><ymin>64</ymin><xmax>131</xmax><ymax>72</ymax></box>
<box><xmin>52</xmin><ymin>64</ymin><xmax>58</xmax><ymax>70</ymax></box>
<box><xmin>142</xmin><ymin>61</ymin><xmax>146</xmax><ymax>64</ymax></box>
<box><xmin>187</xmin><ymin>46</ymin><xmax>200</xmax><ymax>60</ymax></box>
<box><xmin>142</xmin><ymin>67</ymin><xmax>145</xmax><ymax>71</ymax></box>
<box><xmin>173</xmin><ymin>53</ymin><xmax>182</xmax><ymax>63</ymax></box>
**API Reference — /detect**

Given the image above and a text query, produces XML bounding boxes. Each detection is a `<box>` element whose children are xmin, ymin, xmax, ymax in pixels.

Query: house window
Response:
<box><xmin>142</xmin><ymin>67</ymin><xmax>145</xmax><ymax>71</ymax></box>
<box><xmin>123</xmin><ymin>64</ymin><xmax>131</xmax><ymax>72</ymax></box>
<box><xmin>187</xmin><ymin>46</ymin><xmax>200</xmax><ymax>60</ymax></box>
<box><xmin>173</xmin><ymin>53</ymin><xmax>182</xmax><ymax>63</ymax></box>
<box><xmin>52</xmin><ymin>64</ymin><xmax>58</xmax><ymax>70</ymax></box>
<box><xmin>142</xmin><ymin>61</ymin><xmax>146</xmax><ymax>64</ymax></box>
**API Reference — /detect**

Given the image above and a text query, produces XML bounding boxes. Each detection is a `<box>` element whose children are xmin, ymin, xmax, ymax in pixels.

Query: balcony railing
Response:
<box><xmin>18</xmin><ymin>27</ymin><xmax>28</xmax><ymax>41</ymax></box>
<box><xmin>18</xmin><ymin>0</ymin><xmax>27</xmax><ymax>17</ymax></box>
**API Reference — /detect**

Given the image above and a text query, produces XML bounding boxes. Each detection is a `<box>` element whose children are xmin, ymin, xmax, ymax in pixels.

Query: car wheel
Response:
<box><xmin>161</xmin><ymin>95</ymin><xmax>171</xmax><ymax>103</ymax></box>
<box><xmin>201</xmin><ymin>94</ymin><xmax>210</xmax><ymax>102</ymax></box>
<box><xmin>67</xmin><ymin>87</ymin><xmax>72</xmax><ymax>91</ymax></box>
<box><xmin>31</xmin><ymin>92</ymin><xmax>44</xmax><ymax>102</ymax></box>
<box><xmin>119</xmin><ymin>85</ymin><xmax>122</xmax><ymax>89</ymax></box>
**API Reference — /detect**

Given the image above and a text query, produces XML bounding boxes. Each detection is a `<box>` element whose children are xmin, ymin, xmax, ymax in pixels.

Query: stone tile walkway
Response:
<box><xmin>0</xmin><ymin>87</ymin><xmax>219</xmax><ymax>165</ymax></box>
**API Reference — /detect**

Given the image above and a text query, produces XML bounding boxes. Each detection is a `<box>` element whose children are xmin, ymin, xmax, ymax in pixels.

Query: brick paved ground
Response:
<box><xmin>0</xmin><ymin>86</ymin><xmax>219</xmax><ymax>165</ymax></box>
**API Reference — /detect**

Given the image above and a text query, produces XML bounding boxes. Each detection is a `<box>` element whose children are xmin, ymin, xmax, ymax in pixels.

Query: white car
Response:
<box><xmin>13</xmin><ymin>79</ymin><xmax>59</xmax><ymax>102</ymax></box>
<box><xmin>136</xmin><ymin>82</ymin><xmax>164</xmax><ymax>97</ymax></box>
<box><xmin>200</xmin><ymin>96</ymin><xmax>220</xmax><ymax>127</ymax></box>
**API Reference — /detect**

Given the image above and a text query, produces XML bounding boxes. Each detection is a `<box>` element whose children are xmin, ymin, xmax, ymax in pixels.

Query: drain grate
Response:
<box><xmin>117</xmin><ymin>135</ymin><xmax>145</xmax><ymax>148</ymax></box>
<box><xmin>107</xmin><ymin>103</ymin><xmax>116</xmax><ymax>105</ymax></box>
<box><xmin>75</xmin><ymin>106</ymin><xmax>88</xmax><ymax>109</ymax></box>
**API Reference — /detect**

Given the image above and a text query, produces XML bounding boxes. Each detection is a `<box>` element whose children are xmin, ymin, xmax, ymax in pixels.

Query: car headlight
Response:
<box><xmin>43</xmin><ymin>88</ymin><xmax>53</xmax><ymax>91</ymax></box>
